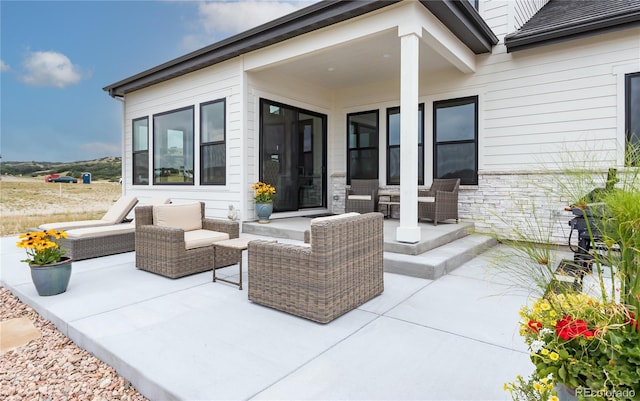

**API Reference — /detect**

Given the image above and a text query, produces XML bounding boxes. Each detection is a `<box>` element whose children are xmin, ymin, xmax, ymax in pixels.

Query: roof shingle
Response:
<box><xmin>505</xmin><ymin>0</ymin><xmax>640</xmax><ymax>52</ymax></box>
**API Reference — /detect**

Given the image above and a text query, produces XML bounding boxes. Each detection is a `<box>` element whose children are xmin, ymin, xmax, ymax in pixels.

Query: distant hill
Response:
<box><xmin>1</xmin><ymin>157</ymin><xmax>122</xmax><ymax>182</ymax></box>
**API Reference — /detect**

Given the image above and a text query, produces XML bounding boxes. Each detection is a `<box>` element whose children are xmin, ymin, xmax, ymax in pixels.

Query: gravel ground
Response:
<box><xmin>0</xmin><ymin>286</ymin><xmax>149</xmax><ymax>401</ymax></box>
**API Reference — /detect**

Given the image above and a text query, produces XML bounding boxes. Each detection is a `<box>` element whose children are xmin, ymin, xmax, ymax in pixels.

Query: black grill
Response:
<box><xmin>553</xmin><ymin>168</ymin><xmax>619</xmax><ymax>292</ymax></box>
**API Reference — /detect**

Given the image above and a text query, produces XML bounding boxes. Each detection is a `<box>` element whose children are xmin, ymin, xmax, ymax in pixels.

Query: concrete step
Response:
<box><xmin>243</xmin><ymin>219</ymin><xmax>307</xmax><ymax>241</ymax></box>
<box><xmin>383</xmin><ymin>222</ymin><xmax>474</xmax><ymax>255</ymax></box>
<box><xmin>244</xmin><ymin>218</ymin><xmax>476</xmax><ymax>256</ymax></box>
<box><xmin>384</xmin><ymin>234</ymin><xmax>498</xmax><ymax>280</ymax></box>
<box><xmin>244</xmin><ymin>217</ymin><xmax>496</xmax><ymax>281</ymax></box>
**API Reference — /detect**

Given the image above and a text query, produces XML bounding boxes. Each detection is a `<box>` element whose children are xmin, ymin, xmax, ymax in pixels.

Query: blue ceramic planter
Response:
<box><xmin>29</xmin><ymin>257</ymin><xmax>72</xmax><ymax>296</ymax></box>
<box><xmin>255</xmin><ymin>202</ymin><xmax>273</xmax><ymax>223</ymax></box>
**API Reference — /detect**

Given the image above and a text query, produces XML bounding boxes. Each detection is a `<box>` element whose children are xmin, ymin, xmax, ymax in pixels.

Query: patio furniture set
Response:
<box><xmin>346</xmin><ymin>178</ymin><xmax>460</xmax><ymax>225</ymax></box>
<box><xmin>42</xmin><ymin>197</ymin><xmax>385</xmax><ymax>323</ymax></box>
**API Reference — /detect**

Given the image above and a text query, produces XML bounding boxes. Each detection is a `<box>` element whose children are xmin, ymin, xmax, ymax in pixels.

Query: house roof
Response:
<box><xmin>505</xmin><ymin>0</ymin><xmax>640</xmax><ymax>52</ymax></box>
<box><xmin>103</xmin><ymin>0</ymin><xmax>498</xmax><ymax>97</ymax></box>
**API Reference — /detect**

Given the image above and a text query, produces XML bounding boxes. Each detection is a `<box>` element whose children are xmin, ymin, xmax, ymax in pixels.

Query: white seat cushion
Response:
<box><xmin>417</xmin><ymin>196</ymin><xmax>435</xmax><ymax>203</ymax></box>
<box><xmin>184</xmin><ymin>229</ymin><xmax>229</xmax><ymax>250</ymax></box>
<box><xmin>347</xmin><ymin>195</ymin><xmax>371</xmax><ymax>201</ymax></box>
<box><xmin>153</xmin><ymin>202</ymin><xmax>202</xmax><ymax>231</ymax></box>
<box><xmin>40</xmin><ymin>220</ymin><xmax>114</xmax><ymax>231</ymax></box>
<box><xmin>66</xmin><ymin>222</ymin><xmax>135</xmax><ymax>239</ymax></box>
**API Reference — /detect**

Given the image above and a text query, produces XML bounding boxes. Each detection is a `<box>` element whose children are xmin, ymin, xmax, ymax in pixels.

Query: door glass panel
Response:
<box><xmin>298</xmin><ymin>113</ymin><xmax>324</xmax><ymax>208</ymax></box>
<box><xmin>261</xmin><ymin>100</ymin><xmax>326</xmax><ymax>212</ymax></box>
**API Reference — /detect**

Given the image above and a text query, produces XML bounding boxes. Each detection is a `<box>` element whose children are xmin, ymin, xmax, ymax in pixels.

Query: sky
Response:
<box><xmin>0</xmin><ymin>0</ymin><xmax>315</xmax><ymax>162</ymax></box>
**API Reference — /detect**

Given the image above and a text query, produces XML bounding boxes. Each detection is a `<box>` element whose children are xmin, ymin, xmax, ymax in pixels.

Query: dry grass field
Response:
<box><xmin>1</xmin><ymin>176</ymin><xmax>122</xmax><ymax>236</ymax></box>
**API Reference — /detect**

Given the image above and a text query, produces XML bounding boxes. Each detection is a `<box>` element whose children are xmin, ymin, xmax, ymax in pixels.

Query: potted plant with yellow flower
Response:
<box><xmin>16</xmin><ymin>229</ymin><xmax>72</xmax><ymax>296</ymax></box>
<box><xmin>252</xmin><ymin>181</ymin><xmax>276</xmax><ymax>223</ymax></box>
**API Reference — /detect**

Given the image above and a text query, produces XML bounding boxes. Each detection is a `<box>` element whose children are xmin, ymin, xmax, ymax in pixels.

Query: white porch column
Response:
<box><xmin>396</xmin><ymin>30</ymin><xmax>421</xmax><ymax>244</ymax></box>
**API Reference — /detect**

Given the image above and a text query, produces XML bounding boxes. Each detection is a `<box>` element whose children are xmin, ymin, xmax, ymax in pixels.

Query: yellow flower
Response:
<box><xmin>252</xmin><ymin>181</ymin><xmax>276</xmax><ymax>202</ymax></box>
<box><xmin>550</xmin><ymin>396</ymin><xmax>559</xmax><ymax>401</ymax></box>
<box><xmin>541</xmin><ymin>349</ymin><xmax>550</xmax><ymax>355</ymax></box>
<box><xmin>549</xmin><ymin>352</ymin><xmax>559</xmax><ymax>361</ymax></box>
<box><xmin>533</xmin><ymin>382</ymin><xmax>543</xmax><ymax>392</ymax></box>
<box><xmin>540</xmin><ymin>301</ymin><xmax>551</xmax><ymax>311</ymax></box>
<box><xmin>16</xmin><ymin>229</ymin><xmax>68</xmax><ymax>265</ymax></box>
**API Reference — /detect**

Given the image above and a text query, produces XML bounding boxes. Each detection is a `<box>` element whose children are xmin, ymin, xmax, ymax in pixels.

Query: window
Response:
<box><xmin>387</xmin><ymin>104</ymin><xmax>424</xmax><ymax>185</ymax></box>
<box><xmin>433</xmin><ymin>96</ymin><xmax>478</xmax><ymax>185</ymax></box>
<box><xmin>132</xmin><ymin>117</ymin><xmax>149</xmax><ymax>185</ymax></box>
<box><xmin>200</xmin><ymin>99</ymin><xmax>226</xmax><ymax>185</ymax></box>
<box><xmin>626</xmin><ymin>72</ymin><xmax>640</xmax><ymax>165</ymax></box>
<box><xmin>347</xmin><ymin>111</ymin><xmax>379</xmax><ymax>184</ymax></box>
<box><xmin>153</xmin><ymin>107</ymin><xmax>194</xmax><ymax>185</ymax></box>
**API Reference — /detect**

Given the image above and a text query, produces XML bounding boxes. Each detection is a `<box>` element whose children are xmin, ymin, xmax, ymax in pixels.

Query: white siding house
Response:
<box><xmin>104</xmin><ymin>0</ymin><xmax>640</xmax><ymax>244</ymax></box>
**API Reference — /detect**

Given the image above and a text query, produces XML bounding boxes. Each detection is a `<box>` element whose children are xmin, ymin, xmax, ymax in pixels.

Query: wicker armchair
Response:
<box><xmin>248</xmin><ymin>212</ymin><xmax>384</xmax><ymax>323</ymax></box>
<box><xmin>135</xmin><ymin>202</ymin><xmax>239</xmax><ymax>278</ymax></box>
<box><xmin>345</xmin><ymin>179</ymin><xmax>379</xmax><ymax>213</ymax></box>
<box><xmin>418</xmin><ymin>178</ymin><xmax>460</xmax><ymax>225</ymax></box>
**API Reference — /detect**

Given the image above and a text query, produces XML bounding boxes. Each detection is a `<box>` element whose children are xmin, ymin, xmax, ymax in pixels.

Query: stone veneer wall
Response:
<box><xmin>461</xmin><ymin>171</ymin><xmax>577</xmax><ymax>245</ymax></box>
<box><xmin>332</xmin><ymin>170</ymin><xmax>613</xmax><ymax>245</ymax></box>
<box><xmin>330</xmin><ymin>172</ymin><xmax>347</xmax><ymax>214</ymax></box>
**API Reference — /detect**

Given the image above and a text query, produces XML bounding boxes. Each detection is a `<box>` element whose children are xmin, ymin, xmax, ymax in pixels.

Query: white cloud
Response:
<box><xmin>0</xmin><ymin>60</ymin><xmax>9</xmax><ymax>72</ymax></box>
<box><xmin>198</xmin><ymin>1</ymin><xmax>301</xmax><ymax>34</ymax></box>
<box><xmin>20</xmin><ymin>51</ymin><xmax>84</xmax><ymax>88</ymax></box>
<box><xmin>182</xmin><ymin>1</ymin><xmax>311</xmax><ymax>51</ymax></box>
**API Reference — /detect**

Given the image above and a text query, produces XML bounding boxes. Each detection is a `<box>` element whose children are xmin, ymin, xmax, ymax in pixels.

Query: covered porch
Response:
<box><xmin>103</xmin><ymin>1</ymin><xmax>497</xmax><ymax>242</ymax></box>
<box><xmin>243</xmin><ymin>216</ymin><xmax>495</xmax><ymax>280</ymax></box>
<box><xmin>244</xmin><ymin>0</ymin><xmax>493</xmax><ymax>244</ymax></box>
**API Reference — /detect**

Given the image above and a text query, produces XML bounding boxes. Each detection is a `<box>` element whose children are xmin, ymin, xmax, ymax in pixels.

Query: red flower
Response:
<box><xmin>528</xmin><ymin>320</ymin><xmax>542</xmax><ymax>332</ymax></box>
<box><xmin>627</xmin><ymin>312</ymin><xmax>640</xmax><ymax>332</ymax></box>
<box><xmin>555</xmin><ymin>316</ymin><xmax>594</xmax><ymax>340</ymax></box>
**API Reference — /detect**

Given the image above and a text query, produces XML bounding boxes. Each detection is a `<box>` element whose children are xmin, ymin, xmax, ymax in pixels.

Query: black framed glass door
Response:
<box><xmin>260</xmin><ymin>99</ymin><xmax>326</xmax><ymax>212</ymax></box>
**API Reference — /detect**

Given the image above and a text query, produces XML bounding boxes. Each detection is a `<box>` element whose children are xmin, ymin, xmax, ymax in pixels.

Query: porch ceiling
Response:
<box><xmin>253</xmin><ymin>29</ymin><xmax>452</xmax><ymax>89</ymax></box>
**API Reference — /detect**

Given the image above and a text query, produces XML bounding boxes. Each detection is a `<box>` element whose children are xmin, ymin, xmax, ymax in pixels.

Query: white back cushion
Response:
<box><xmin>347</xmin><ymin>195</ymin><xmax>371</xmax><ymax>200</ymax></box>
<box><xmin>311</xmin><ymin>212</ymin><xmax>359</xmax><ymax>225</ymax></box>
<box><xmin>153</xmin><ymin>202</ymin><xmax>202</xmax><ymax>231</ymax></box>
<box><xmin>101</xmin><ymin>196</ymin><xmax>138</xmax><ymax>223</ymax></box>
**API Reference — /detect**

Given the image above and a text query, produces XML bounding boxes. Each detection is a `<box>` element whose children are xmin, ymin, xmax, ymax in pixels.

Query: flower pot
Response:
<box><xmin>255</xmin><ymin>202</ymin><xmax>273</xmax><ymax>223</ymax></box>
<box><xmin>555</xmin><ymin>383</ymin><xmax>577</xmax><ymax>401</ymax></box>
<box><xmin>29</xmin><ymin>257</ymin><xmax>72</xmax><ymax>296</ymax></box>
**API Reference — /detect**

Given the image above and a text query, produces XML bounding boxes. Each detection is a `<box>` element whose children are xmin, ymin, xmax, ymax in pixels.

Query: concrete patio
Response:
<box><xmin>1</xmin><ymin>227</ymin><xmax>539</xmax><ymax>401</ymax></box>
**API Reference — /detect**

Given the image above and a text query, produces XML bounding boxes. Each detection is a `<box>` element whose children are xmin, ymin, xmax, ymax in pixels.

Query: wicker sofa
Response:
<box><xmin>135</xmin><ymin>202</ymin><xmax>239</xmax><ymax>278</ymax></box>
<box><xmin>418</xmin><ymin>178</ymin><xmax>460</xmax><ymax>225</ymax></box>
<box><xmin>248</xmin><ymin>212</ymin><xmax>384</xmax><ymax>323</ymax></box>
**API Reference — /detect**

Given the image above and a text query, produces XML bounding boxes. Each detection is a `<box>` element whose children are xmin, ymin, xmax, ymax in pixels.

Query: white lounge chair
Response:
<box><xmin>58</xmin><ymin>198</ymin><xmax>171</xmax><ymax>260</ymax></box>
<box><xmin>39</xmin><ymin>195</ymin><xmax>139</xmax><ymax>231</ymax></box>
